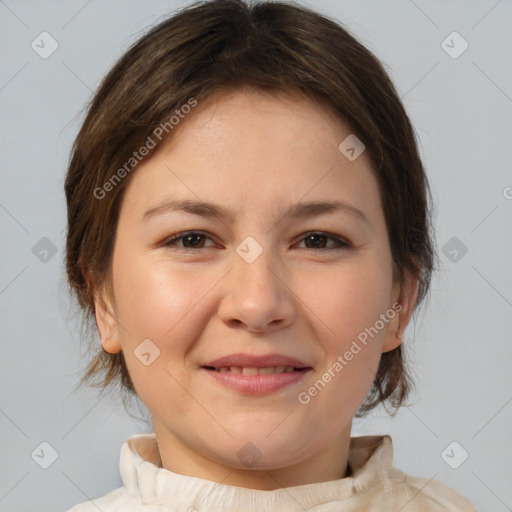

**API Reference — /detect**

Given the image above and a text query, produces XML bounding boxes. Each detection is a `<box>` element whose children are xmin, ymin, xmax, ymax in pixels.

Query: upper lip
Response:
<box><xmin>202</xmin><ymin>353</ymin><xmax>311</xmax><ymax>369</ymax></box>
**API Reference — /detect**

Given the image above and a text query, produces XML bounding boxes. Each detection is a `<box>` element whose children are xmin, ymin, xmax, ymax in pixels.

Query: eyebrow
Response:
<box><xmin>142</xmin><ymin>198</ymin><xmax>370</xmax><ymax>226</ymax></box>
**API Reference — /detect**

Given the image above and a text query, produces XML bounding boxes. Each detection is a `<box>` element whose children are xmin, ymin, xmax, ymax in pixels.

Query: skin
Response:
<box><xmin>95</xmin><ymin>88</ymin><xmax>418</xmax><ymax>490</ymax></box>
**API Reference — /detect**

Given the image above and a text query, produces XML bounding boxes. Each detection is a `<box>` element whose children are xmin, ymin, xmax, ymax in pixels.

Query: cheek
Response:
<box><xmin>111</xmin><ymin>255</ymin><xmax>211</xmax><ymax>408</ymax></box>
<box><xmin>299</xmin><ymin>253</ymin><xmax>392</xmax><ymax>404</ymax></box>
<box><xmin>302</xmin><ymin>256</ymin><xmax>392</xmax><ymax>340</ymax></box>
<box><xmin>300</xmin><ymin>262</ymin><xmax>388</xmax><ymax>407</ymax></box>
<box><xmin>113</xmin><ymin>252</ymin><xmax>206</xmax><ymax>339</ymax></box>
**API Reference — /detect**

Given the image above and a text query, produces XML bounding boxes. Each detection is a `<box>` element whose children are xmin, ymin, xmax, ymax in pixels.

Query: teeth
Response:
<box><xmin>214</xmin><ymin>365</ymin><xmax>297</xmax><ymax>375</ymax></box>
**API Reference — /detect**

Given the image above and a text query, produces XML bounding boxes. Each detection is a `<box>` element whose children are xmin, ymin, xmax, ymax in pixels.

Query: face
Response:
<box><xmin>95</xmin><ymin>89</ymin><xmax>418</xmax><ymax>486</ymax></box>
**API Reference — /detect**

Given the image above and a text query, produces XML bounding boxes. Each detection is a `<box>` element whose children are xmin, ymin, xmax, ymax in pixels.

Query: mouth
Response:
<box><xmin>200</xmin><ymin>365</ymin><xmax>313</xmax><ymax>395</ymax></box>
<box><xmin>201</xmin><ymin>365</ymin><xmax>311</xmax><ymax>375</ymax></box>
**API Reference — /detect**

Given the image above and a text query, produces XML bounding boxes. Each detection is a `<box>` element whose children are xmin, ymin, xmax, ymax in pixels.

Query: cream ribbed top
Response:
<box><xmin>66</xmin><ymin>433</ymin><xmax>476</xmax><ymax>511</ymax></box>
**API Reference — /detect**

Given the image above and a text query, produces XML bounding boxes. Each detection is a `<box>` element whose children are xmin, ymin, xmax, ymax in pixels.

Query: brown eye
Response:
<box><xmin>163</xmin><ymin>231</ymin><xmax>216</xmax><ymax>249</ymax></box>
<box><xmin>298</xmin><ymin>232</ymin><xmax>351</xmax><ymax>250</ymax></box>
<box><xmin>162</xmin><ymin>231</ymin><xmax>351</xmax><ymax>252</ymax></box>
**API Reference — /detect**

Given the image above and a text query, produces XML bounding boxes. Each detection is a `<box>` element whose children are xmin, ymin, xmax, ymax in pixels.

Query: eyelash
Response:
<box><xmin>161</xmin><ymin>230</ymin><xmax>352</xmax><ymax>252</ymax></box>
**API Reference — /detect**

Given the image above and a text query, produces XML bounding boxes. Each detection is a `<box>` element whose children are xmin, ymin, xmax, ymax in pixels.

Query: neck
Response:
<box><xmin>152</xmin><ymin>420</ymin><xmax>352</xmax><ymax>490</ymax></box>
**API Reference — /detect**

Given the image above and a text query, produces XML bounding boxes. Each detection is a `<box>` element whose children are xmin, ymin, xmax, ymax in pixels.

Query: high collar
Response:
<box><xmin>120</xmin><ymin>432</ymin><xmax>393</xmax><ymax>511</ymax></box>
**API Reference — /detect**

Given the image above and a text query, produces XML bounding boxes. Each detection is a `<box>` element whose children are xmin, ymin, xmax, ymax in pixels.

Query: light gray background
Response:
<box><xmin>1</xmin><ymin>1</ymin><xmax>511</xmax><ymax>511</ymax></box>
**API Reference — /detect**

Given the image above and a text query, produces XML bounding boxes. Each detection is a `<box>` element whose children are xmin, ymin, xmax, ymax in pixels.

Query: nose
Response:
<box><xmin>217</xmin><ymin>242</ymin><xmax>297</xmax><ymax>334</ymax></box>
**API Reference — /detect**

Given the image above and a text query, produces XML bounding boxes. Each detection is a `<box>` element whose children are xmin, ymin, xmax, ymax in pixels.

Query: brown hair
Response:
<box><xmin>64</xmin><ymin>0</ymin><xmax>437</xmax><ymax>416</ymax></box>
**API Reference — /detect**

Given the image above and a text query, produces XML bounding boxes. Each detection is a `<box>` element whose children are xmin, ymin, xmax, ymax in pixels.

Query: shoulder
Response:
<box><xmin>348</xmin><ymin>435</ymin><xmax>477</xmax><ymax>512</ymax></box>
<box><xmin>383</xmin><ymin>466</ymin><xmax>478</xmax><ymax>511</ymax></box>
<box><xmin>64</xmin><ymin>486</ymin><xmax>132</xmax><ymax>512</ymax></box>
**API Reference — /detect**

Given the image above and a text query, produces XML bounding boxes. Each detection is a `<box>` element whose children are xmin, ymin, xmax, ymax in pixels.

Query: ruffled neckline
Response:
<box><xmin>120</xmin><ymin>432</ymin><xmax>393</xmax><ymax>511</ymax></box>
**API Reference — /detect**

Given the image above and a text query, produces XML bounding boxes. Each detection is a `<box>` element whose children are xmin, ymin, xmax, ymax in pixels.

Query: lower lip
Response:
<box><xmin>200</xmin><ymin>367</ymin><xmax>312</xmax><ymax>395</ymax></box>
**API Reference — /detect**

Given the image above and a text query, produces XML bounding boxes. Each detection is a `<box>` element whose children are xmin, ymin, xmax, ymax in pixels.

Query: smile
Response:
<box><xmin>203</xmin><ymin>365</ymin><xmax>307</xmax><ymax>375</ymax></box>
<box><xmin>200</xmin><ymin>366</ymin><xmax>312</xmax><ymax>395</ymax></box>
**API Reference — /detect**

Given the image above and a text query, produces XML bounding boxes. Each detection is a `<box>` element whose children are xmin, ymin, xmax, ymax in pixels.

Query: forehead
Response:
<box><xmin>165</xmin><ymin>88</ymin><xmax>356</xmax><ymax>158</ymax></box>
<box><xmin>119</xmin><ymin>88</ymin><xmax>383</xmax><ymax>228</ymax></box>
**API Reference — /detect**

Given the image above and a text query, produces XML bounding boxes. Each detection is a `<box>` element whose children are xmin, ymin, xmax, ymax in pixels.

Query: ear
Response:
<box><xmin>382</xmin><ymin>271</ymin><xmax>419</xmax><ymax>353</ymax></box>
<box><xmin>93</xmin><ymin>282</ymin><xmax>122</xmax><ymax>354</ymax></box>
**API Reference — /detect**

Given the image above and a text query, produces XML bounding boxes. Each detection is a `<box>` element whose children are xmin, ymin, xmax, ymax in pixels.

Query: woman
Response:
<box><xmin>64</xmin><ymin>0</ymin><xmax>476</xmax><ymax>510</ymax></box>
